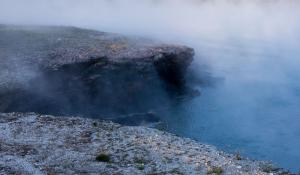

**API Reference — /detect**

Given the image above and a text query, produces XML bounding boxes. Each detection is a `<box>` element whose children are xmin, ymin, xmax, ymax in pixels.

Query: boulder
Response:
<box><xmin>0</xmin><ymin>25</ymin><xmax>194</xmax><ymax>116</ymax></box>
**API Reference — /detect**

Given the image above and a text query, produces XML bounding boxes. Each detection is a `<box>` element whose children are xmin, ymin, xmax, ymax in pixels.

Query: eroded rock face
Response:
<box><xmin>0</xmin><ymin>112</ymin><xmax>281</xmax><ymax>175</ymax></box>
<box><xmin>0</xmin><ymin>25</ymin><xmax>194</xmax><ymax>116</ymax></box>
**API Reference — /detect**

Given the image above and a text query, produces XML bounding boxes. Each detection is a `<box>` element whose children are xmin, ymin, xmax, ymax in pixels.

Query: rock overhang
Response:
<box><xmin>0</xmin><ymin>25</ymin><xmax>195</xmax><ymax>116</ymax></box>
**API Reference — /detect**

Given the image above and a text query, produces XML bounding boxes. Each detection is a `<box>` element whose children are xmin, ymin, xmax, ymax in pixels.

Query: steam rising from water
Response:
<box><xmin>1</xmin><ymin>0</ymin><xmax>300</xmax><ymax>40</ymax></box>
<box><xmin>1</xmin><ymin>0</ymin><xmax>300</xmax><ymax>172</ymax></box>
<box><xmin>1</xmin><ymin>0</ymin><xmax>300</xmax><ymax>73</ymax></box>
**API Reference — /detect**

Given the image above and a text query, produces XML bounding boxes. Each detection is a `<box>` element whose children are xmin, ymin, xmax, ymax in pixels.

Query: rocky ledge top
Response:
<box><xmin>0</xmin><ymin>113</ymin><xmax>288</xmax><ymax>175</ymax></box>
<box><xmin>0</xmin><ymin>25</ymin><xmax>194</xmax><ymax>68</ymax></box>
<box><xmin>0</xmin><ymin>25</ymin><xmax>194</xmax><ymax>93</ymax></box>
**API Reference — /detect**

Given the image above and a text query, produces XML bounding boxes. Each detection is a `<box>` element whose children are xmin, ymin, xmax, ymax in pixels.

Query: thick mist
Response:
<box><xmin>1</xmin><ymin>0</ymin><xmax>300</xmax><ymax>40</ymax></box>
<box><xmin>1</xmin><ymin>0</ymin><xmax>300</xmax><ymax>82</ymax></box>
<box><xmin>1</xmin><ymin>0</ymin><xmax>300</xmax><ymax>75</ymax></box>
<box><xmin>1</xmin><ymin>0</ymin><xmax>300</xmax><ymax>172</ymax></box>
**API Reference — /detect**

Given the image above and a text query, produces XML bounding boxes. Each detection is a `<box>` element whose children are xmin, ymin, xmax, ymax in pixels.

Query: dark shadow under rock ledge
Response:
<box><xmin>0</xmin><ymin>112</ymin><xmax>290</xmax><ymax>175</ymax></box>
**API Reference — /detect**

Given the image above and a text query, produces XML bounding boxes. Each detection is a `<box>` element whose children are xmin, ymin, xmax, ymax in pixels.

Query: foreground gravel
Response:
<box><xmin>0</xmin><ymin>113</ymin><xmax>290</xmax><ymax>175</ymax></box>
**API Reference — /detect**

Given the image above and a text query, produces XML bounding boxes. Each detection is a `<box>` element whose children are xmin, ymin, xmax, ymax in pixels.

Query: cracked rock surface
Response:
<box><xmin>0</xmin><ymin>113</ymin><xmax>286</xmax><ymax>175</ymax></box>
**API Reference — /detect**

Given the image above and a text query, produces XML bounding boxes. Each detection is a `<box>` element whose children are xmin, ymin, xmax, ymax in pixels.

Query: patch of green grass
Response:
<box><xmin>137</xmin><ymin>163</ymin><xmax>145</xmax><ymax>170</ymax></box>
<box><xmin>134</xmin><ymin>157</ymin><xmax>147</xmax><ymax>171</ymax></box>
<box><xmin>207</xmin><ymin>166</ymin><xmax>223</xmax><ymax>175</ymax></box>
<box><xmin>96</xmin><ymin>153</ymin><xmax>110</xmax><ymax>162</ymax></box>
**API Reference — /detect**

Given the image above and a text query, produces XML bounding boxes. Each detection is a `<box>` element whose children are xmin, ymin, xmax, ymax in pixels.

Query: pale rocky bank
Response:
<box><xmin>0</xmin><ymin>113</ymin><xmax>289</xmax><ymax>175</ymax></box>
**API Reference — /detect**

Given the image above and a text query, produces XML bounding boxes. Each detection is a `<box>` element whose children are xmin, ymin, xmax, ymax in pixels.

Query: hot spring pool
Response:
<box><xmin>161</xmin><ymin>38</ymin><xmax>300</xmax><ymax>172</ymax></box>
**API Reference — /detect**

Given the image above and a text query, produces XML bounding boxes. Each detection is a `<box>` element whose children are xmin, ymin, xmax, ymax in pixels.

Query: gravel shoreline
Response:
<box><xmin>0</xmin><ymin>112</ymin><xmax>290</xmax><ymax>175</ymax></box>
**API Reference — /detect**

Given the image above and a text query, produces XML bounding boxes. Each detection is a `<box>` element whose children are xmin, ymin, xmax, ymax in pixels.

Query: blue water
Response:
<box><xmin>162</xmin><ymin>38</ymin><xmax>300</xmax><ymax>172</ymax></box>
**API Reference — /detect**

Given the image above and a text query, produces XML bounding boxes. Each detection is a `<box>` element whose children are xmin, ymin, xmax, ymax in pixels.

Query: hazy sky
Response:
<box><xmin>1</xmin><ymin>0</ymin><xmax>299</xmax><ymax>42</ymax></box>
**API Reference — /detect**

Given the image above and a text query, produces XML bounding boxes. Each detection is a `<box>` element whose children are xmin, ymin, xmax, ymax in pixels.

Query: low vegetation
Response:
<box><xmin>207</xmin><ymin>166</ymin><xmax>223</xmax><ymax>175</ymax></box>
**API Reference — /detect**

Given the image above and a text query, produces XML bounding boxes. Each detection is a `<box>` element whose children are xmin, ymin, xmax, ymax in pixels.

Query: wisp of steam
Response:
<box><xmin>1</xmin><ymin>0</ymin><xmax>300</xmax><ymax>172</ymax></box>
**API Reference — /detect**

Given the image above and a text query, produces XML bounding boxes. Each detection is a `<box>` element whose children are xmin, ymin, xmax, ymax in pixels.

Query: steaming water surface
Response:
<box><xmin>163</xmin><ymin>38</ymin><xmax>300</xmax><ymax>172</ymax></box>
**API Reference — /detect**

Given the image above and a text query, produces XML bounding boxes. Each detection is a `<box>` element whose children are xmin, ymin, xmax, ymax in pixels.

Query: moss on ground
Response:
<box><xmin>207</xmin><ymin>166</ymin><xmax>223</xmax><ymax>175</ymax></box>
